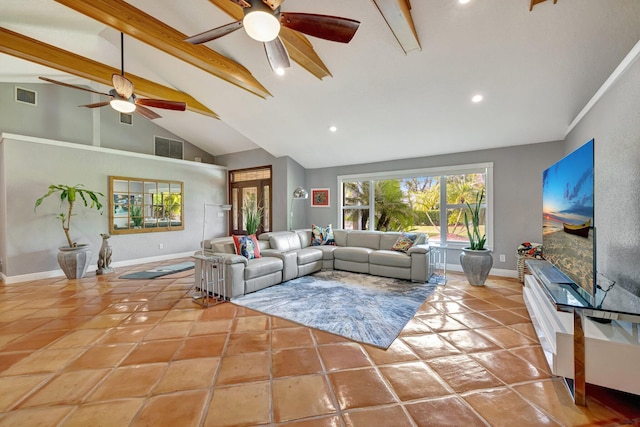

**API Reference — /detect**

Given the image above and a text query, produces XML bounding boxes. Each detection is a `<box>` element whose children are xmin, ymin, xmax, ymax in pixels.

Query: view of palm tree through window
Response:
<box><xmin>341</xmin><ymin>171</ymin><xmax>487</xmax><ymax>245</ymax></box>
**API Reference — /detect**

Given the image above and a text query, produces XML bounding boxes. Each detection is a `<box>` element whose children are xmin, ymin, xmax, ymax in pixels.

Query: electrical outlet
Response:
<box><xmin>159</xmin><ymin>244</ymin><xmax>164</xmax><ymax>249</ymax></box>
<box><xmin>499</xmin><ymin>254</ymin><xmax>506</xmax><ymax>262</ymax></box>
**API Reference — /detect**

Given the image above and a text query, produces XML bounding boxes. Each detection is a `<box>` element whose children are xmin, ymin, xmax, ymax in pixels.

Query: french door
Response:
<box><xmin>229</xmin><ymin>166</ymin><xmax>272</xmax><ymax>236</ymax></box>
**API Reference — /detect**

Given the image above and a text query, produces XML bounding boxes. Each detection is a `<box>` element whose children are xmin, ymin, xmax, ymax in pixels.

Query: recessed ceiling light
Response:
<box><xmin>459</xmin><ymin>0</ymin><xmax>471</xmax><ymax>4</ymax></box>
<box><xmin>275</xmin><ymin>67</ymin><xmax>285</xmax><ymax>76</ymax></box>
<box><xmin>329</xmin><ymin>126</ymin><xmax>337</xmax><ymax>132</ymax></box>
<box><xmin>471</xmin><ymin>94</ymin><xmax>483</xmax><ymax>103</ymax></box>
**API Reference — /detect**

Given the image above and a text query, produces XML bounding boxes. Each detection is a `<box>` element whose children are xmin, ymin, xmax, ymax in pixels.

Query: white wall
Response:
<box><xmin>0</xmin><ymin>134</ymin><xmax>227</xmax><ymax>281</ymax></box>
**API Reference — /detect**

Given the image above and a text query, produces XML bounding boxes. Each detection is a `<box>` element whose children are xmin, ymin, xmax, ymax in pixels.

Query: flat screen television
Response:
<box><xmin>542</xmin><ymin>139</ymin><xmax>595</xmax><ymax>298</ymax></box>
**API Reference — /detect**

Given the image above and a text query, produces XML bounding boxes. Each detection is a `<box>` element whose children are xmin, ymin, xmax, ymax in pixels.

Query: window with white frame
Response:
<box><xmin>338</xmin><ymin>163</ymin><xmax>493</xmax><ymax>248</ymax></box>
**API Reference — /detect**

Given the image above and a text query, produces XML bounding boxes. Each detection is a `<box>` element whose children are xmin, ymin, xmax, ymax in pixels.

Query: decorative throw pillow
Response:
<box><xmin>323</xmin><ymin>224</ymin><xmax>336</xmax><ymax>246</ymax></box>
<box><xmin>311</xmin><ymin>224</ymin><xmax>336</xmax><ymax>246</ymax></box>
<box><xmin>391</xmin><ymin>233</ymin><xmax>418</xmax><ymax>253</ymax></box>
<box><xmin>311</xmin><ymin>224</ymin><xmax>324</xmax><ymax>246</ymax></box>
<box><xmin>232</xmin><ymin>234</ymin><xmax>261</xmax><ymax>259</ymax></box>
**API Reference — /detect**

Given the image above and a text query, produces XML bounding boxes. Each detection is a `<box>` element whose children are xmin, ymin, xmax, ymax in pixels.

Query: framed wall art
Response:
<box><xmin>311</xmin><ymin>188</ymin><xmax>330</xmax><ymax>207</ymax></box>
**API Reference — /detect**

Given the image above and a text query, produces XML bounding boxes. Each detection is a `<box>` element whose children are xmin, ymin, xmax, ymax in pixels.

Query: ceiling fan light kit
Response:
<box><xmin>38</xmin><ymin>33</ymin><xmax>186</xmax><ymax>120</ymax></box>
<box><xmin>243</xmin><ymin>1</ymin><xmax>281</xmax><ymax>42</ymax></box>
<box><xmin>110</xmin><ymin>96</ymin><xmax>136</xmax><ymax>114</ymax></box>
<box><xmin>186</xmin><ymin>0</ymin><xmax>360</xmax><ymax>74</ymax></box>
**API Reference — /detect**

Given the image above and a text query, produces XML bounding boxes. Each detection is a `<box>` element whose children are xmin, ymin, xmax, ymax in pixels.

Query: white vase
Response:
<box><xmin>460</xmin><ymin>248</ymin><xmax>493</xmax><ymax>286</ymax></box>
<box><xmin>57</xmin><ymin>244</ymin><xmax>91</xmax><ymax>279</ymax></box>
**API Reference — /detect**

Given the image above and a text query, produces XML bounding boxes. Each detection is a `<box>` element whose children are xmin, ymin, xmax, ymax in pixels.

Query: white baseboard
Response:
<box><xmin>2</xmin><ymin>256</ymin><xmax>518</xmax><ymax>285</ymax></box>
<box><xmin>1</xmin><ymin>251</ymin><xmax>195</xmax><ymax>284</ymax></box>
<box><xmin>447</xmin><ymin>264</ymin><xmax>519</xmax><ymax>279</ymax></box>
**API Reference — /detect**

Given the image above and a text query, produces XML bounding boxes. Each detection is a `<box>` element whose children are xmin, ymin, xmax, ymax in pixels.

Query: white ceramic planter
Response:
<box><xmin>57</xmin><ymin>244</ymin><xmax>91</xmax><ymax>279</ymax></box>
<box><xmin>460</xmin><ymin>248</ymin><xmax>493</xmax><ymax>286</ymax></box>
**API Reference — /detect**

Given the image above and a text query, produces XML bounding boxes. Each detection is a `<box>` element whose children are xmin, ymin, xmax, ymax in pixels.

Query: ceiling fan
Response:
<box><xmin>39</xmin><ymin>34</ymin><xmax>187</xmax><ymax>120</ymax></box>
<box><xmin>185</xmin><ymin>0</ymin><xmax>360</xmax><ymax>74</ymax></box>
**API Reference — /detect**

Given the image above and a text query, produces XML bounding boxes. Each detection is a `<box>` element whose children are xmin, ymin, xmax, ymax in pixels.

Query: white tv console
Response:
<box><xmin>523</xmin><ymin>262</ymin><xmax>640</xmax><ymax>405</ymax></box>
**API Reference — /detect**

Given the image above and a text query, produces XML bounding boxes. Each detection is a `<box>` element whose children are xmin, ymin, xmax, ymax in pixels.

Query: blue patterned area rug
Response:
<box><xmin>231</xmin><ymin>270</ymin><xmax>436</xmax><ymax>349</ymax></box>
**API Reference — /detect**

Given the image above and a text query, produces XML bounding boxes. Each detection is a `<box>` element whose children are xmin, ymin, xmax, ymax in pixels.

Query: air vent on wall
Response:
<box><xmin>120</xmin><ymin>112</ymin><xmax>133</xmax><ymax>125</ymax></box>
<box><xmin>154</xmin><ymin>136</ymin><xmax>183</xmax><ymax>160</ymax></box>
<box><xmin>15</xmin><ymin>87</ymin><xmax>37</xmax><ymax>106</ymax></box>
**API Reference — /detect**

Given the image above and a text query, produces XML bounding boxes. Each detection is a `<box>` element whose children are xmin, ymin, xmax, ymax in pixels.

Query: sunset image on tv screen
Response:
<box><xmin>542</xmin><ymin>139</ymin><xmax>595</xmax><ymax>295</ymax></box>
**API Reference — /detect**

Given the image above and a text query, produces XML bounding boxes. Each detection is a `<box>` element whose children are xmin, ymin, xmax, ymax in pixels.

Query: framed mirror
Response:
<box><xmin>109</xmin><ymin>176</ymin><xmax>184</xmax><ymax>234</ymax></box>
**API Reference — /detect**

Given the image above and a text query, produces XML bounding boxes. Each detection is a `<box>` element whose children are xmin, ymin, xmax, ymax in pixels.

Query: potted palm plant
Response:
<box><xmin>460</xmin><ymin>189</ymin><xmax>493</xmax><ymax>286</ymax></box>
<box><xmin>34</xmin><ymin>184</ymin><xmax>104</xmax><ymax>279</ymax></box>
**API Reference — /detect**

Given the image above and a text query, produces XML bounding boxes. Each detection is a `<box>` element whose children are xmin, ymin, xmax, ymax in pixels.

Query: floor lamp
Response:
<box><xmin>289</xmin><ymin>187</ymin><xmax>308</xmax><ymax>230</ymax></box>
<box><xmin>201</xmin><ymin>203</ymin><xmax>232</xmax><ymax>252</ymax></box>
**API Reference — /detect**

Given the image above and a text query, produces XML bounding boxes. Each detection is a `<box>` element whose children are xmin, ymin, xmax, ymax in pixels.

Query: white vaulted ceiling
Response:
<box><xmin>1</xmin><ymin>0</ymin><xmax>639</xmax><ymax>168</ymax></box>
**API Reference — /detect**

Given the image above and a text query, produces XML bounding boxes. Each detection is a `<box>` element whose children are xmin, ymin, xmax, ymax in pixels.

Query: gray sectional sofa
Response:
<box><xmin>197</xmin><ymin>229</ymin><xmax>433</xmax><ymax>298</ymax></box>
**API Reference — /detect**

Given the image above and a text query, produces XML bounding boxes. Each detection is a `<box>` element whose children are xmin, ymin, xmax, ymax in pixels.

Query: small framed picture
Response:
<box><xmin>311</xmin><ymin>188</ymin><xmax>330</xmax><ymax>207</ymax></box>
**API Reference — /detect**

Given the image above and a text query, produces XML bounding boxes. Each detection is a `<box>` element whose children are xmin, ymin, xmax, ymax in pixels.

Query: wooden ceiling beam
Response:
<box><xmin>530</xmin><ymin>0</ymin><xmax>558</xmax><ymax>11</ymax></box>
<box><xmin>55</xmin><ymin>0</ymin><xmax>271</xmax><ymax>97</ymax></box>
<box><xmin>0</xmin><ymin>27</ymin><xmax>219</xmax><ymax>118</ymax></box>
<box><xmin>372</xmin><ymin>0</ymin><xmax>421</xmax><ymax>54</ymax></box>
<box><xmin>208</xmin><ymin>0</ymin><xmax>331</xmax><ymax>80</ymax></box>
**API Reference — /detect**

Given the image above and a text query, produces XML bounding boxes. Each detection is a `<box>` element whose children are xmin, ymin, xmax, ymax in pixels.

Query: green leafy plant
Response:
<box><xmin>130</xmin><ymin>205</ymin><xmax>143</xmax><ymax>227</ymax></box>
<box><xmin>34</xmin><ymin>184</ymin><xmax>104</xmax><ymax>248</ymax></box>
<box><xmin>463</xmin><ymin>189</ymin><xmax>487</xmax><ymax>250</ymax></box>
<box><xmin>243</xmin><ymin>195</ymin><xmax>263</xmax><ymax>235</ymax></box>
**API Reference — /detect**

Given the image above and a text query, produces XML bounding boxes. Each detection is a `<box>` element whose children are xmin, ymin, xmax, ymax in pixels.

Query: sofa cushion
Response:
<box><xmin>370</xmin><ymin>250</ymin><xmax>412</xmax><ymax>268</ymax></box>
<box><xmin>203</xmin><ymin>237</ymin><xmax>236</xmax><ymax>254</ymax></box>
<box><xmin>311</xmin><ymin>224</ymin><xmax>336</xmax><ymax>246</ymax></box>
<box><xmin>294</xmin><ymin>229</ymin><xmax>312</xmax><ymax>248</ymax></box>
<box><xmin>333</xmin><ymin>246</ymin><xmax>373</xmax><ymax>263</ymax></box>
<box><xmin>297</xmin><ymin>247</ymin><xmax>324</xmax><ymax>264</ymax></box>
<box><xmin>232</xmin><ymin>235</ymin><xmax>261</xmax><ymax>259</ymax></box>
<box><xmin>380</xmin><ymin>233</ymin><xmax>402</xmax><ymax>250</ymax></box>
<box><xmin>314</xmin><ymin>245</ymin><xmax>339</xmax><ymax>260</ymax></box>
<box><xmin>391</xmin><ymin>233</ymin><xmax>418</xmax><ymax>253</ymax></box>
<box><xmin>346</xmin><ymin>231</ymin><xmax>381</xmax><ymax>250</ymax></box>
<box><xmin>244</xmin><ymin>257</ymin><xmax>283</xmax><ymax>280</ymax></box>
<box><xmin>333</xmin><ymin>229</ymin><xmax>349</xmax><ymax>247</ymax></box>
<box><xmin>268</xmin><ymin>232</ymin><xmax>302</xmax><ymax>252</ymax></box>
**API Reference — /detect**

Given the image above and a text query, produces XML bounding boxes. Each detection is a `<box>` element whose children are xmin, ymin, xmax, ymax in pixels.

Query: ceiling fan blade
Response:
<box><xmin>79</xmin><ymin>101</ymin><xmax>111</xmax><ymax>108</ymax></box>
<box><xmin>185</xmin><ymin>20</ymin><xmax>244</xmax><ymax>44</ymax></box>
<box><xmin>135</xmin><ymin>98</ymin><xmax>187</xmax><ymax>111</ymax></box>
<box><xmin>280</xmin><ymin>13</ymin><xmax>361</xmax><ymax>43</ymax></box>
<box><xmin>135</xmin><ymin>105</ymin><xmax>162</xmax><ymax>120</ymax></box>
<box><xmin>264</xmin><ymin>37</ymin><xmax>290</xmax><ymax>72</ymax></box>
<box><xmin>39</xmin><ymin>76</ymin><xmax>110</xmax><ymax>96</ymax></box>
<box><xmin>112</xmin><ymin>74</ymin><xmax>134</xmax><ymax>99</ymax></box>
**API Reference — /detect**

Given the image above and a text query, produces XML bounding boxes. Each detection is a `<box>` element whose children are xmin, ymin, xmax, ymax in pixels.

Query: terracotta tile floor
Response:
<box><xmin>1</xmin><ymin>259</ymin><xmax>640</xmax><ymax>426</ymax></box>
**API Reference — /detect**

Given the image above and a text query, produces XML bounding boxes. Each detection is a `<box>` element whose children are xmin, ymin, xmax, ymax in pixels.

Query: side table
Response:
<box><xmin>428</xmin><ymin>242</ymin><xmax>448</xmax><ymax>285</ymax></box>
<box><xmin>191</xmin><ymin>253</ymin><xmax>227</xmax><ymax>308</ymax></box>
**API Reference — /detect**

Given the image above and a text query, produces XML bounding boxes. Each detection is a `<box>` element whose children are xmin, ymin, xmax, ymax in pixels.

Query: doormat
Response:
<box><xmin>119</xmin><ymin>262</ymin><xmax>195</xmax><ymax>279</ymax></box>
